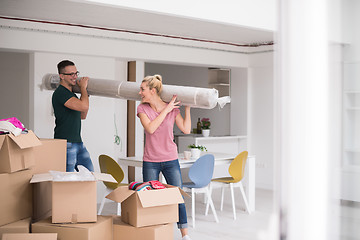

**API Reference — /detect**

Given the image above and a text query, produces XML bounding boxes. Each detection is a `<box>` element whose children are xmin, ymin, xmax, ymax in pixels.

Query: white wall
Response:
<box><xmin>341</xmin><ymin>0</ymin><xmax>360</xmax><ymax>201</ymax></box>
<box><xmin>230</xmin><ymin>67</ymin><xmax>248</xmax><ymax>136</ymax></box>
<box><xmin>248</xmin><ymin>52</ymin><xmax>274</xmax><ymax>190</ymax></box>
<box><xmin>0</xmin><ymin>52</ymin><xmax>30</xmax><ymax>126</ymax></box>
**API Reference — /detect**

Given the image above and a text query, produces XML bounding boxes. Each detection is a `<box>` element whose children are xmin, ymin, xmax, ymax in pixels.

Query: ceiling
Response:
<box><xmin>0</xmin><ymin>0</ymin><xmax>274</xmax><ymax>50</ymax></box>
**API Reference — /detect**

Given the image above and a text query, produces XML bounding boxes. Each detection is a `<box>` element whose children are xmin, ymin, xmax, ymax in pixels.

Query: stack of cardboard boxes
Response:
<box><xmin>0</xmin><ymin>130</ymin><xmax>66</xmax><ymax>239</ymax></box>
<box><xmin>0</xmin><ymin>130</ymin><xmax>186</xmax><ymax>240</ymax></box>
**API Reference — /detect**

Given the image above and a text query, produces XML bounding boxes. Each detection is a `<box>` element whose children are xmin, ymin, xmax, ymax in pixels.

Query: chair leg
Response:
<box><xmin>192</xmin><ymin>189</ymin><xmax>195</xmax><ymax>228</ymax></box>
<box><xmin>239</xmin><ymin>182</ymin><xmax>251</xmax><ymax>214</ymax></box>
<box><xmin>116</xmin><ymin>203</ymin><xmax>121</xmax><ymax>215</ymax></box>
<box><xmin>206</xmin><ymin>187</ymin><xmax>219</xmax><ymax>223</ymax></box>
<box><xmin>220</xmin><ymin>186</ymin><xmax>225</xmax><ymax>211</ymax></box>
<box><xmin>205</xmin><ymin>183</ymin><xmax>213</xmax><ymax>216</ymax></box>
<box><xmin>98</xmin><ymin>191</ymin><xmax>108</xmax><ymax>215</ymax></box>
<box><xmin>230</xmin><ymin>183</ymin><xmax>236</xmax><ymax>220</ymax></box>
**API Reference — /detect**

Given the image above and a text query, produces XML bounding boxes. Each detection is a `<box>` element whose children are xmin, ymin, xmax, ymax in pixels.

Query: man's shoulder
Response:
<box><xmin>53</xmin><ymin>85</ymin><xmax>75</xmax><ymax>103</ymax></box>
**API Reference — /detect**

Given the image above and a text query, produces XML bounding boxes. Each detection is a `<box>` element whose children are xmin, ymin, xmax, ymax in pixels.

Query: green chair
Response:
<box><xmin>205</xmin><ymin>151</ymin><xmax>250</xmax><ymax>220</ymax></box>
<box><xmin>98</xmin><ymin>154</ymin><xmax>127</xmax><ymax>215</ymax></box>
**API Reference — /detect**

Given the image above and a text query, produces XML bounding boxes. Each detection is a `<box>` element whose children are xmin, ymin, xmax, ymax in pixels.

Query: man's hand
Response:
<box><xmin>77</xmin><ymin>77</ymin><xmax>89</xmax><ymax>90</ymax></box>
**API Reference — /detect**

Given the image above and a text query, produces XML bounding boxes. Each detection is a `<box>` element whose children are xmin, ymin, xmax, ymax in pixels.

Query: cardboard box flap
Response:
<box><xmin>30</xmin><ymin>173</ymin><xmax>53</xmax><ymax>183</ymax></box>
<box><xmin>30</xmin><ymin>172</ymin><xmax>116</xmax><ymax>183</ymax></box>
<box><xmin>2</xmin><ymin>233</ymin><xmax>57</xmax><ymax>240</ymax></box>
<box><xmin>92</xmin><ymin>172</ymin><xmax>117</xmax><ymax>183</ymax></box>
<box><xmin>7</xmin><ymin>130</ymin><xmax>42</xmax><ymax>149</ymax></box>
<box><xmin>106</xmin><ymin>186</ymin><xmax>134</xmax><ymax>203</ymax></box>
<box><xmin>0</xmin><ymin>136</ymin><xmax>5</xmax><ymax>147</ymax></box>
<box><xmin>137</xmin><ymin>187</ymin><xmax>184</xmax><ymax>208</ymax></box>
<box><xmin>163</xmin><ymin>184</ymin><xmax>190</xmax><ymax>198</ymax></box>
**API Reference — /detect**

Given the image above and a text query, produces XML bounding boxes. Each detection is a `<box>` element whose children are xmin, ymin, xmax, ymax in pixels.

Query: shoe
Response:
<box><xmin>182</xmin><ymin>235</ymin><xmax>192</xmax><ymax>240</ymax></box>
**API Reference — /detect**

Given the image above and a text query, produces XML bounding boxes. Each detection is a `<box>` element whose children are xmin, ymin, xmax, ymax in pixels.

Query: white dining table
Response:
<box><xmin>118</xmin><ymin>152</ymin><xmax>255</xmax><ymax>212</ymax></box>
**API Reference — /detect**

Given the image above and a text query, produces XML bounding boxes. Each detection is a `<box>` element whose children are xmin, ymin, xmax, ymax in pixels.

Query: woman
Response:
<box><xmin>137</xmin><ymin>74</ymin><xmax>192</xmax><ymax>240</ymax></box>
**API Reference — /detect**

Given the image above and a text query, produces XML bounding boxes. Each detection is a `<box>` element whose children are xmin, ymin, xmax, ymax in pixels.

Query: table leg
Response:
<box><xmin>245</xmin><ymin>156</ymin><xmax>256</xmax><ymax>212</ymax></box>
<box><xmin>128</xmin><ymin>166</ymin><xmax>135</xmax><ymax>183</ymax></box>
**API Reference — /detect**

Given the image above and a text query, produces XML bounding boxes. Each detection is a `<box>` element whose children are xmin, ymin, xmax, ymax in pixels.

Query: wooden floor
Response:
<box><xmin>101</xmin><ymin>188</ymin><xmax>274</xmax><ymax>240</ymax></box>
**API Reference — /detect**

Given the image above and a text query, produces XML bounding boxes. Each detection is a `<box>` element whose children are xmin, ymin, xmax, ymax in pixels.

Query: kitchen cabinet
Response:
<box><xmin>208</xmin><ymin>68</ymin><xmax>230</xmax><ymax>97</ymax></box>
<box><xmin>176</xmin><ymin>135</ymin><xmax>247</xmax><ymax>155</ymax></box>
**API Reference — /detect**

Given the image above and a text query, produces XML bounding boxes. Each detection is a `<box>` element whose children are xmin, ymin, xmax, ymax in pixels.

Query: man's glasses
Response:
<box><xmin>61</xmin><ymin>71</ymin><xmax>80</xmax><ymax>77</ymax></box>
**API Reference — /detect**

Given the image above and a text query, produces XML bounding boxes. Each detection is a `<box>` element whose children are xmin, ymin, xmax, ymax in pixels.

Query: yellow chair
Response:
<box><xmin>205</xmin><ymin>151</ymin><xmax>250</xmax><ymax>220</ymax></box>
<box><xmin>98</xmin><ymin>154</ymin><xmax>127</xmax><ymax>215</ymax></box>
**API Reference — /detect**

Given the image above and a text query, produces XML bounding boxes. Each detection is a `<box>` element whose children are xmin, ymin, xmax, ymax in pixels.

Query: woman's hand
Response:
<box><xmin>164</xmin><ymin>95</ymin><xmax>181</xmax><ymax>114</ymax></box>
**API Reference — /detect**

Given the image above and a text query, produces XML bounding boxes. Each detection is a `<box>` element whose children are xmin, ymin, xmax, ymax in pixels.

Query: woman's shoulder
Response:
<box><xmin>137</xmin><ymin>102</ymin><xmax>151</xmax><ymax>112</ymax></box>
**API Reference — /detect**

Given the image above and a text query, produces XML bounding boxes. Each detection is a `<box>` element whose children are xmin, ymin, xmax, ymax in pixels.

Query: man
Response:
<box><xmin>52</xmin><ymin>60</ymin><xmax>94</xmax><ymax>172</ymax></box>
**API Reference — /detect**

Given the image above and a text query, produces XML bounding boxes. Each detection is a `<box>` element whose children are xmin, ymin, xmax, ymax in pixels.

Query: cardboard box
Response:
<box><xmin>0</xmin><ymin>169</ymin><xmax>33</xmax><ymax>226</ymax></box>
<box><xmin>31</xmin><ymin>216</ymin><xmax>112</xmax><ymax>240</ymax></box>
<box><xmin>106</xmin><ymin>185</ymin><xmax>186</xmax><ymax>227</ymax></box>
<box><xmin>0</xmin><ymin>218</ymin><xmax>31</xmax><ymax>239</ymax></box>
<box><xmin>32</xmin><ymin>138</ymin><xmax>66</xmax><ymax>174</ymax></box>
<box><xmin>30</xmin><ymin>172</ymin><xmax>116</xmax><ymax>224</ymax></box>
<box><xmin>113</xmin><ymin>216</ymin><xmax>173</xmax><ymax>240</ymax></box>
<box><xmin>0</xmin><ymin>130</ymin><xmax>42</xmax><ymax>173</ymax></box>
<box><xmin>32</xmin><ymin>138</ymin><xmax>66</xmax><ymax>222</ymax></box>
<box><xmin>2</xmin><ymin>233</ymin><xmax>57</xmax><ymax>240</ymax></box>
<box><xmin>32</xmin><ymin>182</ymin><xmax>52</xmax><ymax>223</ymax></box>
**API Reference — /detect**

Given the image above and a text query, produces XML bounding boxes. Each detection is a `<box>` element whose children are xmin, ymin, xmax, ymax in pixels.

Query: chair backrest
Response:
<box><xmin>188</xmin><ymin>154</ymin><xmax>215</xmax><ymax>188</ymax></box>
<box><xmin>228</xmin><ymin>151</ymin><xmax>248</xmax><ymax>182</ymax></box>
<box><xmin>98</xmin><ymin>154</ymin><xmax>124</xmax><ymax>189</ymax></box>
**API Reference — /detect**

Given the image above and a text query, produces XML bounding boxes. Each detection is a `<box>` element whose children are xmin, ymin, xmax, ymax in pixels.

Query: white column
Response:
<box><xmin>277</xmin><ymin>0</ymin><xmax>332</xmax><ymax>239</ymax></box>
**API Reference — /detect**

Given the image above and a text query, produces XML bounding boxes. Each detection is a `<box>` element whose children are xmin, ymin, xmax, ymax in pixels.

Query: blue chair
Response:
<box><xmin>182</xmin><ymin>154</ymin><xmax>219</xmax><ymax>228</ymax></box>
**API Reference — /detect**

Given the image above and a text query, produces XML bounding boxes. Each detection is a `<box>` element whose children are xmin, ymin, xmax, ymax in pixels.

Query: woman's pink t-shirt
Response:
<box><xmin>137</xmin><ymin>103</ymin><xmax>180</xmax><ymax>162</ymax></box>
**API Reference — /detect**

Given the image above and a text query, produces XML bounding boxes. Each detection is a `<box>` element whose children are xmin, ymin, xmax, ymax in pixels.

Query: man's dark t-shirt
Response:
<box><xmin>52</xmin><ymin>85</ymin><xmax>82</xmax><ymax>143</ymax></box>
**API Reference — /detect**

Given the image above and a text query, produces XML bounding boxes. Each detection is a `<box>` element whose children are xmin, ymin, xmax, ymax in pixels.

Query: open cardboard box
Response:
<box><xmin>30</xmin><ymin>171</ymin><xmax>116</xmax><ymax>224</ymax></box>
<box><xmin>0</xmin><ymin>130</ymin><xmax>42</xmax><ymax>173</ymax></box>
<box><xmin>106</xmin><ymin>184</ymin><xmax>189</xmax><ymax>227</ymax></box>
<box><xmin>31</xmin><ymin>138</ymin><xmax>67</xmax><ymax>222</ymax></box>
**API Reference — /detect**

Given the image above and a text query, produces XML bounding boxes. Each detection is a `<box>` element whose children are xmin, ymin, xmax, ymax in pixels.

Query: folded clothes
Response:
<box><xmin>0</xmin><ymin>117</ymin><xmax>26</xmax><ymax>136</ymax></box>
<box><xmin>129</xmin><ymin>180</ymin><xmax>166</xmax><ymax>191</ymax></box>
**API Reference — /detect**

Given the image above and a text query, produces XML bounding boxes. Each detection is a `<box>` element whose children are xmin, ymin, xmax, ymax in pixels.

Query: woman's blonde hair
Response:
<box><xmin>142</xmin><ymin>74</ymin><xmax>163</xmax><ymax>96</ymax></box>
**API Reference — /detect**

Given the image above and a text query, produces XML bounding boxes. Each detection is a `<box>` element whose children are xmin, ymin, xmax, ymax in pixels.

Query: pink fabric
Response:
<box><xmin>137</xmin><ymin>103</ymin><xmax>180</xmax><ymax>162</ymax></box>
<box><xmin>0</xmin><ymin>117</ymin><xmax>26</xmax><ymax>134</ymax></box>
<box><xmin>0</xmin><ymin>117</ymin><xmax>25</xmax><ymax>130</ymax></box>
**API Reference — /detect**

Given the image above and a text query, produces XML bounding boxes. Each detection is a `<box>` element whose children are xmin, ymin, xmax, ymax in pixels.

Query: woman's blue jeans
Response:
<box><xmin>142</xmin><ymin>159</ymin><xmax>188</xmax><ymax>229</ymax></box>
<box><xmin>66</xmin><ymin>142</ymin><xmax>94</xmax><ymax>172</ymax></box>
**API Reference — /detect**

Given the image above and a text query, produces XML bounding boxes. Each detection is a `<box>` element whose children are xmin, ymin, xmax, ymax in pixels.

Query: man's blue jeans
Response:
<box><xmin>142</xmin><ymin>159</ymin><xmax>188</xmax><ymax>229</ymax></box>
<box><xmin>66</xmin><ymin>142</ymin><xmax>94</xmax><ymax>172</ymax></box>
